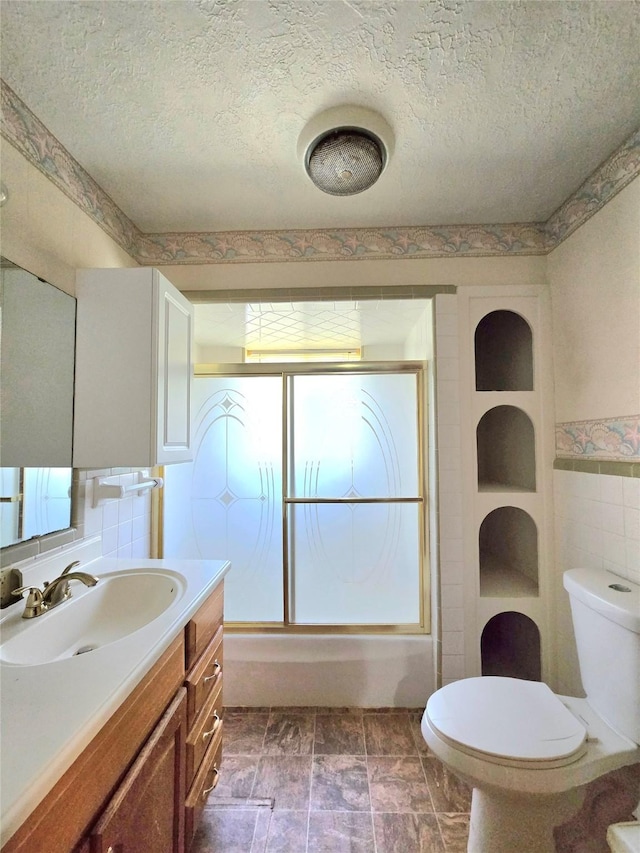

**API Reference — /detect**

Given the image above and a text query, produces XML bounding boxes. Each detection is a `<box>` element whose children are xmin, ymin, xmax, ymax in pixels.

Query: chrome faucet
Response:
<box><xmin>12</xmin><ymin>561</ymin><xmax>99</xmax><ymax>619</ymax></box>
<box><xmin>42</xmin><ymin>560</ymin><xmax>81</xmax><ymax>607</ymax></box>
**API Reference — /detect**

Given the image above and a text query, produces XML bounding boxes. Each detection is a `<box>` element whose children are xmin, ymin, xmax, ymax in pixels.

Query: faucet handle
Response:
<box><xmin>12</xmin><ymin>586</ymin><xmax>45</xmax><ymax>618</ymax></box>
<box><xmin>61</xmin><ymin>560</ymin><xmax>81</xmax><ymax>576</ymax></box>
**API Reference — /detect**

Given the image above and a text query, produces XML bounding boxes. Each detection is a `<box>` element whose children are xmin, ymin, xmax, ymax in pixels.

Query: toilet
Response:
<box><xmin>421</xmin><ymin>568</ymin><xmax>640</xmax><ymax>853</ymax></box>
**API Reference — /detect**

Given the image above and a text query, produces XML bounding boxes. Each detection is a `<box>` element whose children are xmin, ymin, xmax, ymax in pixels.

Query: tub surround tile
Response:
<box><xmin>314</xmin><ymin>715</ymin><xmax>366</xmax><ymax>755</ymax></box>
<box><xmin>440</xmin><ymin>584</ymin><xmax>464</xmax><ymax>609</ymax></box>
<box><xmin>367</xmin><ymin>756</ymin><xmax>434</xmax><ymax>813</ymax></box>
<box><xmin>440</xmin><ymin>562</ymin><xmax>464</xmax><ymax>585</ymax></box>
<box><xmin>373</xmin><ymin>813</ymin><xmax>445</xmax><ymax>853</ymax></box>
<box><xmin>307</xmin><ymin>811</ymin><xmax>375</xmax><ymax>853</ymax></box>
<box><xmin>441</xmin><ymin>607</ymin><xmax>464</xmax><ymax>631</ymax></box>
<box><xmin>310</xmin><ymin>756</ymin><xmax>371</xmax><ymax>812</ymax></box>
<box><xmin>441</xmin><ymin>655</ymin><xmax>465</xmax><ymax>681</ymax></box>
<box><xmin>263</xmin><ymin>712</ymin><xmax>315</xmax><ymax>755</ymax></box>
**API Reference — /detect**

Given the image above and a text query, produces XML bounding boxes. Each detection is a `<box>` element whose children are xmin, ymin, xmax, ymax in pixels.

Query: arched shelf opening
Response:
<box><xmin>481</xmin><ymin>612</ymin><xmax>541</xmax><ymax>681</ymax></box>
<box><xmin>476</xmin><ymin>406</ymin><xmax>536</xmax><ymax>492</ymax></box>
<box><xmin>479</xmin><ymin>507</ymin><xmax>538</xmax><ymax>597</ymax></box>
<box><xmin>475</xmin><ymin>310</ymin><xmax>533</xmax><ymax>391</ymax></box>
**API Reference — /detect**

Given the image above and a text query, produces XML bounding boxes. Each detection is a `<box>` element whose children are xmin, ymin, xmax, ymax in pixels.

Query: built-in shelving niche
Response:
<box><xmin>475</xmin><ymin>310</ymin><xmax>533</xmax><ymax>391</ymax></box>
<box><xmin>481</xmin><ymin>612</ymin><xmax>541</xmax><ymax>681</ymax></box>
<box><xmin>479</xmin><ymin>507</ymin><xmax>538</xmax><ymax>597</ymax></box>
<box><xmin>477</xmin><ymin>406</ymin><xmax>536</xmax><ymax>492</ymax></box>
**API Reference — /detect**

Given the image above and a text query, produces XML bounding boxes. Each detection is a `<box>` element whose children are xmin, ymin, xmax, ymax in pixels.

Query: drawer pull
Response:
<box><xmin>202</xmin><ymin>711</ymin><xmax>221</xmax><ymax>741</ymax></box>
<box><xmin>202</xmin><ymin>766</ymin><xmax>219</xmax><ymax>800</ymax></box>
<box><xmin>203</xmin><ymin>660</ymin><xmax>221</xmax><ymax>684</ymax></box>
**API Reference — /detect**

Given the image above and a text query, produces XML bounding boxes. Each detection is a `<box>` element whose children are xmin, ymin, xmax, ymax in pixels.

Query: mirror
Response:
<box><xmin>0</xmin><ymin>258</ymin><xmax>76</xmax><ymax>548</ymax></box>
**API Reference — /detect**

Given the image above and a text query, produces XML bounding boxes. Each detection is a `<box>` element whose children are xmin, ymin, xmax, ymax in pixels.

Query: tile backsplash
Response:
<box><xmin>554</xmin><ymin>468</ymin><xmax>640</xmax><ymax>586</ymax></box>
<box><xmin>75</xmin><ymin>469</ymin><xmax>153</xmax><ymax>559</ymax></box>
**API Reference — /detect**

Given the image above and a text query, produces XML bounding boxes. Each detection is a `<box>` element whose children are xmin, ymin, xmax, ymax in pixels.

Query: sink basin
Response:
<box><xmin>0</xmin><ymin>571</ymin><xmax>185</xmax><ymax>665</ymax></box>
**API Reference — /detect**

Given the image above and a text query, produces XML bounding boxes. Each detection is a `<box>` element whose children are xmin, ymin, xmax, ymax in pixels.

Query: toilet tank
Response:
<box><xmin>563</xmin><ymin>568</ymin><xmax>640</xmax><ymax>744</ymax></box>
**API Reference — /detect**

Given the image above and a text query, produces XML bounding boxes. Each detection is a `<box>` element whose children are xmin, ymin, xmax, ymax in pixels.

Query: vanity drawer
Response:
<box><xmin>186</xmin><ymin>678</ymin><xmax>223</xmax><ymax>787</ymax></box>
<box><xmin>185</xmin><ymin>582</ymin><xmax>224</xmax><ymax>670</ymax></box>
<box><xmin>185</xmin><ymin>624</ymin><xmax>223</xmax><ymax>729</ymax></box>
<box><xmin>185</xmin><ymin>733</ymin><xmax>223</xmax><ymax>845</ymax></box>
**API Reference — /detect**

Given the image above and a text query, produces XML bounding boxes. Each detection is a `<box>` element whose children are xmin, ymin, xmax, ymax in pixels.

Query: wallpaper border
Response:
<box><xmin>555</xmin><ymin>415</ymin><xmax>640</xmax><ymax>463</ymax></box>
<box><xmin>1</xmin><ymin>80</ymin><xmax>639</xmax><ymax>266</ymax></box>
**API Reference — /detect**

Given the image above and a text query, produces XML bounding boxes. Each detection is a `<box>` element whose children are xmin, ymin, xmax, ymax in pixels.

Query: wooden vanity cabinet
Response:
<box><xmin>90</xmin><ymin>688</ymin><xmax>187</xmax><ymax>853</ymax></box>
<box><xmin>2</xmin><ymin>581</ymin><xmax>225</xmax><ymax>853</ymax></box>
<box><xmin>2</xmin><ymin>635</ymin><xmax>185</xmax><ymax>853</ymax></box>
<box><xmin>86</xmin><ymin>581</ymin><xmax>226</xmax><ymax>853</ymax></box>
<box><xmin>184</xmin><ymin>584</ymin><xmax>225</xmax><ymax>848</ymax></box>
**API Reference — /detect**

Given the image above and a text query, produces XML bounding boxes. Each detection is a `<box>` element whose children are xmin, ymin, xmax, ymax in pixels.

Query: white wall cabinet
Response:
<box><xmin>73</xmin><ymin>268</ymin><xmax>193</xmax><ymax>468</ymax></box>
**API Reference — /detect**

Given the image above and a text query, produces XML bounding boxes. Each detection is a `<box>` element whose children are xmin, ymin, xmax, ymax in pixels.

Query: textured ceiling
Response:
<box><xmin>1</xmin><ymin>0</ymin><xmax>639</xmax><ymax>233</ymax></box>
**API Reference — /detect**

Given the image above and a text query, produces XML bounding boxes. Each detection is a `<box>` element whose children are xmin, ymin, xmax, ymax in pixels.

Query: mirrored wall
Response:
<box><xmin>0</xmin><ymin>258</ymin><xmax>76</xmax><ymax>549</ymax></box>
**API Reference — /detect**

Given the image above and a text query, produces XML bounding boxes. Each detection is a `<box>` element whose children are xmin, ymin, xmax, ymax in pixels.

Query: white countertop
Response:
<box><xmin>0</xmin><ymin>548</ymin><xmax>230</xmax><ymax>847</ymax></box>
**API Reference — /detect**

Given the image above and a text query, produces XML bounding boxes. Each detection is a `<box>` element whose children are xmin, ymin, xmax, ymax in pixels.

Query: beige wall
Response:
<box><xmin>0</xmin><ymin>142</ymin><xmax>137</xmax><ymax>295</ymax></box>
<box><xmin>1</xmin><ymin>139</ymin><xmax>548</xmax><ymax>296</ymax></box>
<box><xmin>163</xmin><ymin>254</ymin><xmax>547</xmax><ymax>293</ymax></box>
<box><xmin>548</xmin><ymin>177</ymin><xmax>640</xmax><ymax>696</ymax></box>
<box><xmin>548</xmin><ymin>177</ymin><xmax>640</xmax><ymax>423</ymax></box>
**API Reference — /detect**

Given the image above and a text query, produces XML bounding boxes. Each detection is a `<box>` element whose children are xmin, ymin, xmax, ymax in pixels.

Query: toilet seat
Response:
<box><xmin>426</xmin><ymin>677</ymin><xmax>588</xmax><ymax>769</ymax></box>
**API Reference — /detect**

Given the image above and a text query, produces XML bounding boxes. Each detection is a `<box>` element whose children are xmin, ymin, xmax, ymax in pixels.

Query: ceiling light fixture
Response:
<box><xmin>298</xmin><ymin>106</ymin><xmax>394</xmax><ymax>197</ymax></box>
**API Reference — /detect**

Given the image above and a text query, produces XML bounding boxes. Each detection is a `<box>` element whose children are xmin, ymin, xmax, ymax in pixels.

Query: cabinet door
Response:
<box><xmin>90</xmin><ymin>688</ymin><xmax>187</xmax><ymax>853</ymax></box>
<box><xmin>155</xmin><ymin>271</ymin><xmax>193</xmax><ymax>464</ymax></box>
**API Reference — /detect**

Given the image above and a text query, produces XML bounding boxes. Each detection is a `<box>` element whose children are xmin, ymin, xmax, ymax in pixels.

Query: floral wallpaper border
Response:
<box><xmin>0</xmin><ymin>81</ymin><xmax>140</xmax><ymax>258</ymax></box>
<box><xmin>1</xmin><ymin>80</ymin><xmax>639</xmax><ymax>266</ymax></box>
<box><xmin>136</xmin><ymin>222</ymin><xmax>547</xmax><ymax>264</ymax></box>
<box><xmin>556</xmin><ymin>415</ymin><xmax>640</xmax><ymax>461</ymax></box>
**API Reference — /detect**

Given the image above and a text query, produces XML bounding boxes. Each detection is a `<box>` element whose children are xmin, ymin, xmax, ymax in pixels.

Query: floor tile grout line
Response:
<box><xmin>418</xmin><ymin>750</ymin><xmax>439</xmax><ymax>816</ymax></box>
<box><xmin>223</xmin><ymin>708</ymin><xmax>469</xmax><ymax>851</ymax></box>
<box><xmin>306</xmin><ymin>714</ymin><xmax>316</xmax><ymax>853</ymax></box>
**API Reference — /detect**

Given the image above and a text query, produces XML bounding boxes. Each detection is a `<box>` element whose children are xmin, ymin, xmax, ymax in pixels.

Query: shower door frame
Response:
<box><xmin>181</xmin><ymin>360</ymin><xmax>430</xmax><ymax>635</ymax></box>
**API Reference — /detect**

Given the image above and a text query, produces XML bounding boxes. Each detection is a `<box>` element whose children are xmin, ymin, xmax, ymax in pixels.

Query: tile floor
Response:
<box><xmin>192</xmin><ymin>707</ymin><xmax>471</xmax><ymax>853</ymax></box>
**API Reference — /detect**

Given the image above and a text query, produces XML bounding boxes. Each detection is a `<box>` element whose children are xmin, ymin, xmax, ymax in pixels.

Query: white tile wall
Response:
<box><xmin>554</xmin><ymin>469</ymin><xmax>640</xmax><ymax>586</ymax></box>
<box><xmin>435</xmin><ymin>294</ymin><xmax>465</xmax><ymax>686</ymax></box>
<box><xmin>553</xmin><ymin>467</ymin><xmax>640</xmax><ymax>695</ymax></box>
<box><xmin>74</xmin><ymin>469</ymin><xmax>153</xmax><ymax>559</ymax></box>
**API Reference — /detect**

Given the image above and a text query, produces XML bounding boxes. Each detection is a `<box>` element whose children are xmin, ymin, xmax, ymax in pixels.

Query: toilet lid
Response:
<box><xmin>426</xmin><ymin>677</ymin><xmax>587</xmax><ymax>763</ymax></box>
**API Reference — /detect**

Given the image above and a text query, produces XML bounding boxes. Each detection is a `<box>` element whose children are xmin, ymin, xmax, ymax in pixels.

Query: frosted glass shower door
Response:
<box><xmin>163</xmin><ymin>368</ymin><xmax>424</xmax><ymax>629</ymax></box>
<box><xmin>164</xmin><ymin>375</ymin><xmax>284</xmax><ymax>623</ymax></box>
<box><xmin>288</xmin><ymin>372</ymin><xmax>423</xmax><ymax>626</ymax></box>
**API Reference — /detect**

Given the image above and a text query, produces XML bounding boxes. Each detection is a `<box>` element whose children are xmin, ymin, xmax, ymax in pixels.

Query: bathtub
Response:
<box><xmin>223</xmin><ymin>632</ymin><xmax>434</xmax><ymax>708</ymax></box>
